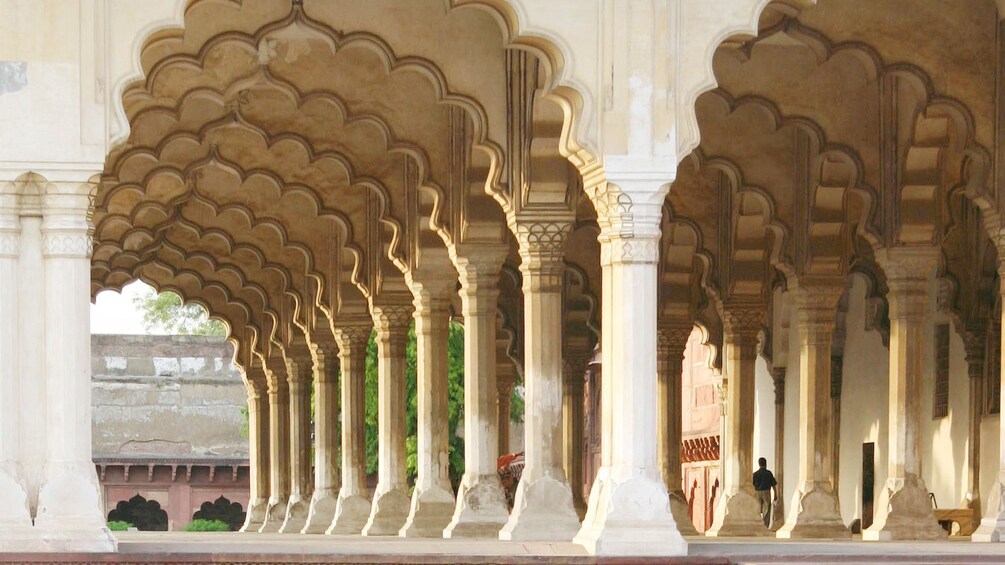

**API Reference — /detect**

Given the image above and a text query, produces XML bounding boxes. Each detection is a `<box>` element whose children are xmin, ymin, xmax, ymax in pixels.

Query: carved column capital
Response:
<box><xmin>793</xmin><ymin>282</ymin><xmax>843</xmax><ymax>345</ymax></box>
<box><xmin>371</xmin><ymin>303</ymin><xmax>413</xmax><ymax>335</ymax></box>
<box><xmin>771</xmin><ymin>367</ymin><xmax>786</xmax><ymax>405</ymax></box>
<box><xmin>721</xmin><ymin>302</ymin><xmax>765</xmax><ymax>346</ymax></box>
<box><xmin>876</xmin><ymin>247</ymin><xmax>938</xmax><ymax>321</ymax></box>
<box><xmin>515</xmin><ymin>220</ymin><xmax>571</xmax><ymax>293</ymax></box>
<box><xmin>333</xmin><ymin>317</ymin><xmax>373</xmax><ymax>361</ymax></box>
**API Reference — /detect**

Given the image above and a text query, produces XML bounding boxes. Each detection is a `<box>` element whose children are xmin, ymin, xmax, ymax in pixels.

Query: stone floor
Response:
<box><xmin>1</xmin><ymin>533</ymin><xmax>1003</xmax><ymax>564</ymax></box>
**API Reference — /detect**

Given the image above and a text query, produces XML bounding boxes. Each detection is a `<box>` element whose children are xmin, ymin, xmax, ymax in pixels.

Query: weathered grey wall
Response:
<box><xmin>91</xmin><ymin>335</ymin><xmax>248</xmax><ymax>458</ymax></box>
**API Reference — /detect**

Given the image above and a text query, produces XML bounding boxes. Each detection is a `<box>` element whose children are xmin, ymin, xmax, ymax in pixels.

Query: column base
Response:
<box><xmin>0</xmin><ymin>465</ymin><xmax>40</xmax><ymax>549</ymax></box>
<box><xmin>33</xmin><ymin>463</ymin><xmax>117</xmax><ymax>552</ymax></box>
<box><xmin>499</xmin><ymin>474</ymin><xmax>580</xmax><ymax>541</ymax></box>
<box><xmin>973</xmin><ymin>473</ymin><xmax>1005</xmax><ymax>542</ymax></box>
<box><xmin>669</xmin><ymin>490</ymin><xmax>699</xmax><ymax>536</ymax></box>
<box><xmin>302</xmin><ymin>489</ymin><xmax>339</xmax><ymax>534</ymax></box>
<box><xmin>443</xmin><ymin>473</ymin><xmax>510</xmax><ymax>538</ymax></box>
<box><xmin>776</xmin><ymin>483</ymin><xmax>850</xmax><ymax>539</ymax></box>
<box><xmin>258</xmin><ymin>496</ymin><xmax>289</xmax><ymax>533</ymax></box>
<box><xmin>326</xmin><ymin>490</ymin><xmax>372</xmax><ymax>535</ymax></box>
<box><xmin>704</xmin><ymin>487</ymin><xmax>771</xmax><ymax>537</ymax></box>
<box><xmin>240</xmin><ymin>497</ymin><xmax>269</xmax><ymax>532</ymax></box>
<box><xmin>573</xmin><ymin>469</ymin><xmax>687</xmax><ymax>556</ymax></box>
<box><xmin>862</xmin><ymin>476</ymin><xmax>945</xmax><ymax>541</ymax></box>
<box><xmin>399</xmin><ymin>484</ymin><xmax>455</xmax><ymax>538</ymax></box>
<box><xmin>278</xmin><ymin>494</ymin><xmax>309</xmax><ymax>534</ymax></box>
<box><xmin>362</xmin><ymin>487</ymin><xmax>411</xmax><ymax>536</ymax></box>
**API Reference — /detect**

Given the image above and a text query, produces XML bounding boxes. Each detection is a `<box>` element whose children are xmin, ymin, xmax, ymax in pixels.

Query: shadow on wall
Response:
<box><xmin>107</xmin><ymin>494</ymin><xmax>168</xmax><ymax>531</ymax></box>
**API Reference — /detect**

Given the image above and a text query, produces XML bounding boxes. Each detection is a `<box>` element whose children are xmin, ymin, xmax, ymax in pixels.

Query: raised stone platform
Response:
<box><xmin>1</xmin><ymin>533</ymin><xmax>1004</xmax><ymax>564</ymax></box>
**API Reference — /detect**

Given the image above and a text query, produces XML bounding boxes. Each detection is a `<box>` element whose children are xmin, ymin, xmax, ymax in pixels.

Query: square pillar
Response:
<box><xmin>562</xmin><ymin>355</ymin><xmax>589</xmax><ymax>519</ymax></box>
<box><xmin>260</xmin><ymin>360</ymin><xmax>291</xmax><ymax>533</ymax></box>
<box><xmin>279</xmin><ymin>355</ymin><xmax>313</xmax><ymax>534</ymax></box>
<box><xmin>657</xmin><ymin>324</ymin><xmax>699</xmax><ymax>536</ymax></box>
<box><xmin>974</xmin><ymin>255</ymin><xmax>1005</xmax><ymax>542</ymax></box>
<box><xmin>240</xmin><ymin>377</ymin><xmax>270</xmax><ymax>532</ymax></box>
<box><xmin>302</xmin><ymin>345</ymin><xmax>341</xmax><ymax>533</ymax></box>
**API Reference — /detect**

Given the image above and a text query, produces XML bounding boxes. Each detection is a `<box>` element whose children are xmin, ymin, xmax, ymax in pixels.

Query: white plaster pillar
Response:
<box><xmin>657</xmin><ymin>325</ymin><xmax>699</xmax><ymax>536</ymax></box>
<box><xmin>362</xmin><ymin>304</ymin><xmax>413</xmax><ymax>536</ymax></box>
<box><xmin>444</xmin><ymin>250</ymin><xmax>511</xmax><ymax>538</ymax></box>
<box><xmin>33</xmin><ymin>179</ymin><xmax>115</xmax><ymax>550</ymax></box>
<box><xmin>260</xmin><ymin>361</ymin><xmax>291</xmax><ymax>533</ymax></box>
<box><xmin>400</xmin><ymin>280</ymin><xmax>456</xmax><ymax>537</ymax></box>
<box><xmin>562</xmin><ymin>356</ymin><xmax>589</xmax><ymax>519</ymax></box>
<box><xmin>0</xmin><ymin>187</ymin><xmax>37</xmax><ymax>548</ymax></box>
<box><xmin>240</xmin><ymin>376</ymin><xmax>270</xmax><ymax>532</ymax></box>
<box><xmin>279</xmin><ymin>355</ymin><xmax>313</xmax><ymax>534</ymax></box>
<box><xmin>777</xmin><ymin>285</ymin><xmax>849</xmax><ymax>539</ymax></box>
<box><xmin>705</xmin><ymin>303</ymin><xmax>770</xmax><ymax>537</ymax></box>
<box><xmin>497</xmin><ymin>364</ymin><xmax>517</xmax><ymax>456</ymax></box>
<box><xmin>864</xmin><ymin>247</ymin><xmax>945</xmax><ymax>540</ymax></box>
<box><xmin>303</xmin><ymin>344</ymin><xmax>340</xmax><ymax>534</ymax></box>
<box><xmin>574</xmin><ymin>181</ymin><xmax>686</xmax><ymax>555</ymax></box>
<box><xmin>974</xmin><ymin>253</ymin><xmax>1005</xmax><ymax>542</ymax></box>
<box><xmin>963</xmin><ymin>338</ymin><xmax>984</xmax><ymax>515</ymax></box>
<box><xmin>327</xmin><ymin>320</ymin><xmax>373</xmax><ymax>534</ymax></box>
<box><xmin>771</xmin><ymin>366</ymin><xmax>786</xmax><ymax>530</ymax></box>
<box><xmin>501</xmin><ymin>221</ymin><xmax>581</xmax><ymax>541</ymax></box>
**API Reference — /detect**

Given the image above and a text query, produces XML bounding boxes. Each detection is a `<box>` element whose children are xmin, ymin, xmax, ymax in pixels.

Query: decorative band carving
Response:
<box><xmin>514</xmin><ymin>221</ymin><xmax>571</xmax><ymax>257</ymax></box>
<box><xmin>0</xmin><ymin>234</ymin><xmax>19</xmax><ymax>257</ymax></box>
<box><xmin>42</xmin><ymin>234</ymin><xmax>92</xmax><ymax>258</ymax></box>
<box><xmin>600</xmin><ymin>237</ymin><xmax>659</xmax><ymax>266</ymax></box>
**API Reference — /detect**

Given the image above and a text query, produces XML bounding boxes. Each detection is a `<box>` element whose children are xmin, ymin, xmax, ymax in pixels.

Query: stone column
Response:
<box><xmin>830</xmin><ymin>355</ymin><xmax>843</xmax><ymax>498</ymax></box>
<box><xmin>777</xmin><ymin>285</ymin><xmax>849</xmax><ymax>539</ymax></box>
<box><xmin>279</xmin><ymin>355</ymin><xmax>313</xmax><ymax>533</ymax></box>
<box><xmin>303</xmin><ymin>344</ymin><xmax>340</xmax><ymax>534</ymax></box>
<box><xmin>328</xmin><ymin>320</ymin><xmax>373</xmax><ymax>534</ymax></box>
<box><xmin>974</xmin><ymin>255</ymin><xmax>1005</xmax><ymax>542</ymax></box>
<box><xmin>501</xmin><ymin>221</ymin><xmax>580</xmax><ymax>541</ymax></box>
<box><xmin>657</xmin><ymin>325</ymin><xmax>699</xmax><ymax>536</ymax></box>
<box><xmin>260</xmin><ymin>362</ymin><xmax>291</xmax><ymax>533</ymax></box>
<box><xmin>562</xmin><ymin>356</ymin><xmax>589</xmax><ymax>519</ymax></box>
<box><xmin>241</xmin><ymin>378</ymin><xmax>271</xmax><ymax>532</ymax></box>
<box><xmin>705</xmin><ymin>303</ymin><xmax>770</xmax><ymax>537</ymax></box>
<box><xmin>401</xmin><ymin>280</ymin><xmax>456</xmax><ymax>537</ymax></box>
<box><xmin>863</xmin><ymin>247</ymin><xmax>945</xmax><ymax>540</ymax></box>
<box><xmin>0</xmin><ymin>190</ymin><xmax>37</xmax><ymax>548</ymax></box>
<box><xmin>444</xmin><ymin>252</ymin><xmax>511</xmax><ymax>538</ymax></box>
<box><xmin>963</xmin><ymin>338</ymin><xmax>984</xmax><ymax>515</ymax></box>
<box><xmin>573</xmin><ymin>184</ymin><xmax>686</xmax><ymax>555</ymax></box>
<box><xmin>33</xmin><ymin>179</ymin><xmax>115</xmax><ymax>550</ymax></box>
<box><xmin>363</xmin><ymin>304</ymin><xmax>413</xmax><ymax>536</ymax></box>
<box><xmin>497</xmin><ymin>364</ymin><xmax>517</xmax><ymax>456</ymax></box>
<box><xmin>771</xmin><ymin>366</ymin><xmax>786</xmax><ymax>530</ymax></box>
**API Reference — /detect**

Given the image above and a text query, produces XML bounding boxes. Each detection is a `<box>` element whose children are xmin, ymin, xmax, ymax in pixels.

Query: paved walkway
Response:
<box><xmin>1</xmin><ymin>533</ymin><xmax>1003</xmax><ymax>564</ymax></box>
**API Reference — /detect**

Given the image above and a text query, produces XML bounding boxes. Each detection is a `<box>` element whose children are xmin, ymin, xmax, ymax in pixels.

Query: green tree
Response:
<box><xmin>132</xmin><ymin>287</ymin><xmax>226</xmax><ymax>336</ymax></box>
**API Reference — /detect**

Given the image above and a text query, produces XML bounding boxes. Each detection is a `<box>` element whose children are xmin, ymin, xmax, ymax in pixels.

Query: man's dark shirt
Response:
<box><xmin>753</xmin><ymin>468</ymin><xmax>777</xmax><ymax>491</ymax></box>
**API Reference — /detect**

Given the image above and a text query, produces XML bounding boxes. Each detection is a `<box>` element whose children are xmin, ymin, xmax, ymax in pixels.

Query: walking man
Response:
<box><xmin>753</xmin><ymin>457</ymin><xmax>777</xmax><ymax>528</ymax></box>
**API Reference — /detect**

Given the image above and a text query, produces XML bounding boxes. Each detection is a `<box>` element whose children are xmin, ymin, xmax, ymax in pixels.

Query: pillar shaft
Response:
<box><xmin>328</xmin><ymin>320</ymin><xmax>373</xmax><ymax>535</ymax></box>
<box><xmin>303</xmin><ymin>345</ymin><xmax>340</xmax><ymax>533</ymax></box>
<box><xmin>657</xmin><ymin>325</ymin><xmax>698</xmax><ymax>536</ymax></box>
<box><xmin>279</xmin><ymin>356</ymin><xmax>313</xmax><ymax>533</ymax></box>
<box><xmin>777</xmin><ymin>285</ymin><xmax>849</xmax><ymax>539</ymax></box>
<box><xmin>562</xmin><ymin>357</ymin><xmax>588</xmax><ymax>519</ymax></box>
<box><xmin>706</xmin><ymin>305</ymin><xmax>770</xmax><ymax>537</ymax></box>
<box><xmin>33</xmin><ymin>181</ymin><xmax>114</xmax><ymax>550</ymax></box>
<box><xmin>502</xmin><ymin>221</ymin><xmax>581</xmax><ymax>541</ymax></box>
<box><xmin>241</xmin><ymin>379</ymin><xmax>271</xmax><ymax>532</ymax></box>
<box><xmin>974</xmin><ymin>257</ymin><xmax>1005</xmax><ymax>542</ymax></box>
<box><xmin>864</xmin><ymin>247</ymin><xmax>945</xmax><ymax>540</ymax></box>
<box><xmin>771</xmin><ymin>367</ymin><xmax>786</xmax><ymax>530</ymax></box>
<box><xmin>401</xmin><ymin>282</ymin><xmax>456</xmax><ymax>537</ymax></box>
<box><xmin>444</xmin><ymin>252</ymin><xmax>511</xmax><ymax>538</ymax></box>
<box><xmin>497</xmin><ymin>366</ymin><xmax>516</xmax><ymax>456</ymax></box>
<box><xmin>260</xmin><ymin>366</ymin><xmax>290</xmax><ymax>533</ymax></box>
<box><xmin>964</xmin><ymin>340</ymin><xmax>984</xmax><ymax>513</ymax></box>
<box><xmin>362</xmin><ymin>304</ymin><xmax>413</xmax><ymax>536</ymax></box>
<box><xmin>573</xmin><ymin>189</ymin><xmax>685</xmax><ymax>555</ymax></box>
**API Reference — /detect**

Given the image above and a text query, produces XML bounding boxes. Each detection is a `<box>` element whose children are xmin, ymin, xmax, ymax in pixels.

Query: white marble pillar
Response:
<box><xmin>573</xmin><ymin>182</ymin><xmax>686</xmax><ymax>555</ymax></box>
<box><xmin>974</xmin><ymin>255</ymin><xmax>1005</xmax><ymax>542</ymax></box>
<box><xmin>771</xmin><ymin>366</ymin><xmax>786</xmax><ymax>530</ymax></box>
<box><xmin>963</xmin><ymin>338</ymin><xmax>983</xmax><ymax>516</ymax></box>
<box><xmin>444</xmin><ymin>252</ymin><xmax>511</xmax><ymax>538</ymax></box>
<box><xmin>279</xmin><ymin>355</ymin><xmax>313</xmax><ymax>534</ymax></box>
<box><xmin>303</xmin><ymin>344</ymin><xmax>340</xmax><ymax>534</ymax></box>
<box><xmin>777</xmin><ymin>285</ymin><xmax>849</xmax><ymax>539</ymax></box>
<box><xmin>328</xmin><ymin>320</ymin><xmax>373</xmax><ymax>534</ymax></box>
<box><xmin>401</xmin><ymin>280</ymin><xmax>456</xmax><ymax>537</ymax></box>
<box><xmin>0</xmin><ymin>189</ymin><xmax>37</xmax><ymax>549</ymax></box>
<box><xmin>240</xmin><ymin>376</ymin><xmax>271</xmax><ymax>532</ymax></box>
<box><xmin>497</xmin><ymin>364</ymin><xmax>517</xmax><ymax>457</ymax></box>
<box><xmin>705</xmin><ymin>304</ymin><xmax>770</xmax><ymax>537</ymax></box>
<box><xmin>657</xmin><ymin>325</ymin><xmax>699</xmax><ymax>536</ymax></box>
<box><xmin>562</xmin><ymin>356</ymin><xmax>589</xmax><ymax>519</ymax></box>
<box><xmin>260</xmin><ymin>362</ymin><xmax>291</xmax><ymax>533</ymax></box>
<box><xmin>363</xmin><ymin>304</ymin><xmax>413</xmax><ymax>536</ymax></box>
<box><xmin>864</xmin><ymin>247</ymin><xmax>945</xmax><ymax>540</ymax></box>
<box><xmin>501</xmin><ymin>221</ymin><xmax>581</xmax><ymax>541</ymax></box>
<box><xmin>32</xmin><ymin>179</ymin><xmax>115</xmax><ymax>550</ymax></box>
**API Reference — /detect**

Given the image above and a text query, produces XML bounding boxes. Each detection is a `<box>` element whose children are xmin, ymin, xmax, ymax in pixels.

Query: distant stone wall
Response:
<box><xmin>91</xmin><ymin>335</ymin><xmax>248</xmax><ymax>459</ymax></box>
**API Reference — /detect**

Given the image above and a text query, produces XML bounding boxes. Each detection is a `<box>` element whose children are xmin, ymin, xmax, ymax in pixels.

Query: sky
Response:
<box><xmin>90</xmin><ymin>280</ymin><xmax>160</xmax><ymax>335</ymax></box>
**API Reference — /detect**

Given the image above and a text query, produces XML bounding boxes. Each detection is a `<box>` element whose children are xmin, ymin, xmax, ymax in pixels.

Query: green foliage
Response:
<box><xmin>132</xmin><ymin>287</ymin><xmax>226</xmax><ymax>336</ymax></box>
<box><xmin>510</xmin><ymin>384</ymin><xmax>525</xmax><ymax>424</ymax></box>
<box><xmin>183</xmin><ymin>519</ymin><xmax>231</xmax><ymax>532</ymax></box>
<box><xmin>106</xmin><ymin>520</ymin><xmax>133</xmax><ymax>532</ymax></box>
